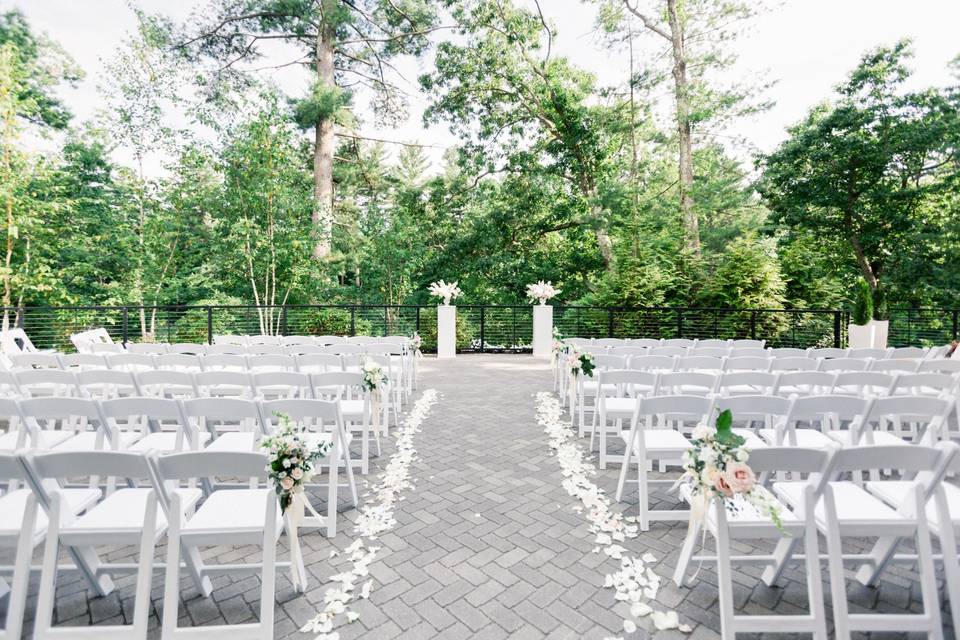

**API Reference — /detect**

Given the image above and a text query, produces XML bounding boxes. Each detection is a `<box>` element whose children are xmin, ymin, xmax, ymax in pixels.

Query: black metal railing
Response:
<box><xmin>0</xmin><ymin>304</ymin><xmax>954</xmax><ymax>353</ymax></box>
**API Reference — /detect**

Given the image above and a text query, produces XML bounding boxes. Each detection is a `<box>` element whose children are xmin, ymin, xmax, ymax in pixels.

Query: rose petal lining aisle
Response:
<box><xmin>301</xmin><ymin>388</ymin><xmax>439</xmax><ymax>640</ymax></box>
<box><xmin>534</xmin><ymin>391</ymin><xmax>690</xmax><ymax>638</ymax></box>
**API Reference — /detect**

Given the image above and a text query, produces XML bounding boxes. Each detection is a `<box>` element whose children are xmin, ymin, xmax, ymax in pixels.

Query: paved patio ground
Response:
<box><xmin>4</xmin><ymin>354</ymin><xmax>956</xmax><ymax>638</ymax></box>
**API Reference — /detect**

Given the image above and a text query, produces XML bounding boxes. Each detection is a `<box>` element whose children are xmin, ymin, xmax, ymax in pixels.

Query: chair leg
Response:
<box><xmin>615</xmin><ymin>435</ymin><xmax>631</xmax><ymax>503</ymax></box>
<box><xmin>33</xmin><ymin>494</ymin><xmax>63</xmax><ymax>640</ymax></box>
<box><xmin>161</xmin><ymin>498</ymin><xmax>183</xmax><ymax>640</ymax></box>
<box><xmin>259</xmin><ymin>498</ymin><xmax>278</xmax><ymax>640</ymax></box>
<box><xmin>360</xmin><ymin>420</ymin><xmax>369</xmax><ymax>476</ymax></box>
<box><xmin>822</xmin><ymin>490</ymin><xmax>850</xmax><ymax>640</ymax></box>
<box><xmin>853</xmin><ymin>535</ymin><xmax>900</xmax><ymax>587</ymax></box>
<box><xmin>637</xmin><ymin>456</ymin><xmax>650</xmax><ymax>532</ymax></box>
<box><xmin>802</xmin><ymin>488</ymin><xmax>829</xmax><ymax>640</ymax></box>
<box><xmin>131</xmin><ymin>495</ymin><xmax>158</xmax><ymax>638</ymax></box>
<box><xmin>761</xmin><ymin>536</ymin><xmax>801</xmax><ymax>587</ymax></box>
<box><xmin>326</xmin><ymin>440</ymin><xmax>339</xmax><ymax>538</ymax></box>
<box><xmin>672</xmin><ymin>517</ymin><xmax>702</xmax><ymax>587</ymax></box>
<box><xmin>4</xmin><ymin>497</ymin><xmax>37</xmax><ymax>640</ymax></box>
<box><xmin>913</xmin><ymin>488</ymin><xmax>944</xmax><ymax>638</ymax></box>
<box><xmin>714</xmin><ymin>508</ymin><xmax>736</xmax><ymax>640</ymax></box>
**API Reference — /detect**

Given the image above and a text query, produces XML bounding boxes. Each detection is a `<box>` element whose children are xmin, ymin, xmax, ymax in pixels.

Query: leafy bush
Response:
<box><xmin>295</xmin><ymin>308</ymin><xmax>373</xmax><ymax>336</ymax></box>
<box><xmin>173</xmin><ymin>296</ymin><xmax>247</xmax><ymax>343</ymax></box>
<box><xmin>851</xmin><ymin>279</ymin><xmax>873</xmax><ymax>325</ymax></box>
<box><xmin>416</xmin><ymin>307</ymin><xmax>478</xmax><ymax>351</ymax></box>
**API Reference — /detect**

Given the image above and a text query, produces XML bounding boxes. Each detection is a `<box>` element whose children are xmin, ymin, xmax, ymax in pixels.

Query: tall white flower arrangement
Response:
<box><xmin>526</xmin><ymin>280</ymin><xmax>561</xmax><ymax>305</ymax></box>
<box><xmin>428</xmin><ymin>280</ymin><xmax>462</xmax><ymax>305</ymax></box>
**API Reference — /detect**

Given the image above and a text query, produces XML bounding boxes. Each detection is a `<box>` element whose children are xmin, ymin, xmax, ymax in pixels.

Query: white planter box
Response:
<box><xmin>532</xmin><ymin>304</ymin><xmax>553</xmax><ymax>359</ymax></box>
<box><xmin>870</xmin><ymin>319</ymin><xmax>889</xmax><ymax>349</ymax></box>
<box><xmin>437</xmin><ymin>305</ymin><xmax>456</xmax><ymax>359</ymax></box>
<box><xmin>848</xmin><ymin>323</ymin><xmax>874</xmax><ymax>349</ymax></box>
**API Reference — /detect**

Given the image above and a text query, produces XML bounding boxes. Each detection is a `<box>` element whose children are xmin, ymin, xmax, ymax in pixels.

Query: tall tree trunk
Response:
<box><xmin>666</xmin><ymin>0</ymin><xmax>700</xmax><ymax>256</ymax></box>
<box><xmin>313</xmin><ymin>2</ymin><xmax>336</xmax><ymax>259</ymax></box>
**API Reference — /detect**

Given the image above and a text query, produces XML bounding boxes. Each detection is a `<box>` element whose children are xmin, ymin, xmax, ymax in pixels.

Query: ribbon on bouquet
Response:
<box><xmin>286</xmin><ymin>487</ymin><xmax>325</xmax><ymax>592</ymax></box>
<box><xmin>370</xmin><ymin>385</ymin><xmax>382</xmax><ymax>435</ymax></box>
<box><xmin>567</xmin><ymin>372</ymin><xmax>577</xmax><ymax>423</ymax></box>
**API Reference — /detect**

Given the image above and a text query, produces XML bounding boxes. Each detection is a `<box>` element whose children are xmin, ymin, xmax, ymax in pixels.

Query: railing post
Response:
<box><xmin>953</xmin><ymin>310</ymin><xmax>958</xmax><ymax>341</ymax></box>
<box><xmin>676</xmin><ymin>309</ymin><xmax>683</xmax><ymax>339</ymax></box>
<box><xmin>415</xmin><ymin>306</ymin><xmax>421</xmax><ymax>335</ymax></box>
<box><xmin>280</xmin><ymin>306</ymin><xmax>288</xmax><ymax>336</ymax></box>
<box><xmin>480</xmin><ymin>306</ymin><xmax>486</xmax><ymax>353</ymax></box>
<box><xmin>122</xmin><ymin>307</ymin><xmax>129</xmax><ymax>346</ymax></box>
<box><xmin>750</xmin><ymin>310</ymin><xmax>757</xmax><ymax>340</ymax></box>
<box><xmin>833</xmin><ymin>310</ymin><xmax>842</xmax><ymax>348</ymax></box>
<box><xmin>608</xmin><ymin>309</ymin><xmax>615</xmax><ymax>338</ymax></box>
<box><xmin>206</xmin><ymin>306</ymin><xmax>213</xmax><ymax>344</ymax></box>
<box><xmin>350</xmin><ymin>306</ymin><xmax>356</xmax><ymax>336</ymax></box>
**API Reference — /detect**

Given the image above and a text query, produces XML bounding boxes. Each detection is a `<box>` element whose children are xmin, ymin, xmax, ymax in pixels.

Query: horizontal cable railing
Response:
<box><xmin>0</xmin><ymin>304</ymin><xmax>954</xmax><ymax>353</ymax></box>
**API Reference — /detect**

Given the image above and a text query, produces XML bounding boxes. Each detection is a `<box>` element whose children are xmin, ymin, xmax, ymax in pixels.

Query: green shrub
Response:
<box><xmin>295</xmin><ymin>308</ymin><xmax>373</xmax><ymax>336</ymax></box>
<box><xmin>416</xmin><ymin>307</ymin><xmax>478</xmax><ymax>351</ymax></box>
<box><xmin>852</xmin><ymin>279</ymin><xmax>873</xmax><ymax>325</ymax></box>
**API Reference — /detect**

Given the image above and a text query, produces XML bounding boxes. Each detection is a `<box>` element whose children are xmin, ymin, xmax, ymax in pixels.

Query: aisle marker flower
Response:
<box><xmin>361</xmin><ymin>359</ymin><xmax>387</xmax><ymax>434</ymax></box>
<box><xmin>428</xmin><ymin>280</ymin><xmax>462</xmax><ymax>305</ymax></box>
<box><xmin>526</xmin><ymin>280</ymin><xmax>561</xmax><ymax>305</ymax></box>
<box><xmin>260</xmin><ymin>413</ymin><xmax>333</xmax><ymax>591</ymax></box>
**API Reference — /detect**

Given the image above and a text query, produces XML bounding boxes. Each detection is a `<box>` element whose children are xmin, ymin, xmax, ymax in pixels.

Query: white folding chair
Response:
<box><xmin>728</xmin><ymin>347</ymin><xmax>768</xmax><ymax>358</ymax></box>
<box><xmin>762</xmin><ymin>394</ymin><xmax>871</xmax><ymax>450</ymax></box>
<box><xmin>181</xmin><ymin>397</ymin><xmax>266</xmax><ymax>454</ymax></box>
<box><xmin>295</xmin><ymin>353</ymin><xmax>342</xmax><ymax>374</ymax></box>
<box><xmin>28</xmin><ymin>450</ymin><xmax>184</xmax><ymax>640</ymax></box>
<box><xmin>770</xmin><ymin>356</ymin><xmax>820</xmax><ymax>372</ymax></box>
<box><xmin>60</xmin><ymin>353</ymin><xmax>108</xmax><ymax>371</ymax></box>
<box><xmin>76</xmin><ymin>369</ymin><xmax>141</xmax><ymax>399</ymax></box>
<box><xmin>167</xmin><ymin>343</ymin><xmax>205</xmax><ymax>355</ymax></box>
<box><xmin>260</xmin><ymin>398</ymin><xmax>358</xmax><ymax>536</ymax></box>
<box><xmin>252</xmin><ymin>371</ymin><xmax>312</xmax><ymax>400</ymax></box>
<box><xmin>713</xmin><ymin>394</ymin><xmax>791</xmax><ymax>450</ymax></box>
<box><xmin>715</xmin><ymin>371</ymin><xmax>779</xmax><ymax>396</ymax></box>
<box><xmin>592</xmin><ymin>369</ymin><xmax>659</xmax><ymax>469</ymax></box>
<box><xmin>847</xmin><ymin>347</ymin><xmax>891</xmax><ymax>360</ymax></box>
<box><xmin>246</xmin><ymin>354</ymin><xmax>296</xmax><ymax>372</ymax></box>
<box><xmin>890</xmin><ymin>346</ymin><xmax>928</xmax><ymax>359</ymax></box>
<box><xmin>663</xmin><ymin>338</ymin><xmax>695</xmax><ymax>348</ymax></box>
<box><xmin>772</xmin><ymin>371</ymin><xmax>836</xmax><ymax>397</ymax></box>
<box><xmin>194</xmin><ymin>370</ymin><xmax>253</xmax><ymax>398</ymax></box>
<box><xmin>769</xmin><ymin>347</ymin><xmax>809</xmax><ymax>357</ymax></box>
<box><xmin>672</xmin><ymin>447</ymin><xmax>830</xmax><ymax>640</ymax></box>
<box><xmin>136</xmin><ymin>369</ymin><xmax>198</xmax><ymax>399</ymax></box>
<box><xmin>772</xmin><ymin>445</ymin><xmax>947</xmax><ymax>638</ymax></box>
<box><xmin>857</xmin><ymin>395</ymin><xmax>953</xmax><ymax>447</ymax></box>
<box><xmin>918</xmin><ymin>358</ymin><xmax>960</xmax><ymax>374</ymax></box>
<box><xmin>731</xmin><ymin>339</ymin><xmax>765</xmax><ymax>348</ymax></box>
<box><xmin>125</xmin><ymin>342</ymin><xmax>169</xmax><ymax>355</ymax></box>
<box><xmin>200</xmin><ymin>354</ymin><xmax>247</xmax><ymax>372</ymax></box>
<box><xmin>809</xmin><ymin>347</ymin><xmax>847</xmax><ymax>359</ymax></box>
<box><xmin>817</xmin><ymin>357</ymin><xmax>868</xmax><ymax>372</ymax></box>
<box><xmin>615</xmin><ymin>395</ymin><xmax>713</xmax><ymax>530</ymax></box>
<box><xmin>722</xmin><ymin>355</ymin><xmax>772</xmax><ymax>372</ymax></box>
<box><xmin>656</xmin><ymin>371</ymin><xmax>717</xmax><ymax>396</ymax></box>
<box><xmin>830</xmin><ymin>371</ymin><xmax>895</xmax><ymax>397</ymax></box>
<box><xmin>155</xmin><ymin>353</ymin><xmax>203</xmax><ymax>372</ymax></box>
<box><xmin>21</xmin><ymin>396</ymin><xmax>139</xmax><ymax>452</ymax></box>
<box><xmin>675</xmin><ymin>355</ymin><xmax>724</xmax><ymax>372</ymax></box>
<box><xmin>101</xmin><ymin>396</ymin><xmax>209</xmax><ymax>453</ymax></box>
<box><xmin>106</xmin><ymin>353</ymin><xmax>155</xmax><ymax>372</ymax></box>
<box><xmin>868</xmin><ymin>358</ymin><xmax>920</xmax><ymax>374</ymax></box>
<box><xmin>310</xmin><ymin>371</ymin><xmax>379</xmax><ymax>473</ymax></box>
<box><xmin>0</xmin><ymin>452</ymin><xmax>42</xmax><ymax>640</ymax></box>
<box><xmin>577</xmin><ymin>354</ymin><xmax>625</xmax><ymax>434</ymax></box>
<box><xmin>9</xmin><ymin>353</ymin><xmax>63</xmax><ymax>370</ymax></box>
<box><xmin>154</xmin><ymin>451</ymin><xmax>280</xmax><ymax>638</ymax></box>
<box><xmin>14</xmin><ymin>368</ymin><xmax>81</xmax><ymax>398</ymax></box>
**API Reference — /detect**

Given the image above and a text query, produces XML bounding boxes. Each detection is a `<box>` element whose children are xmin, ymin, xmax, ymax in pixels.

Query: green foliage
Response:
<box><xmin>872</xmin><ymin>285</ymin><xmax>888</xmax><ymax>321</ymax></box>
<box><xmin>295</xmin><ymin>308</ymin><xmax>373</xmax><ymax>336</ymax></box>
<box><xmin>291</xmin><ymin>82</ymin><xmax>352</xmax><ymax>129</ymax></box>
<box><xmin>852</xmin><ymin>279</ymin><xmax>873</xmax><ymax>325</ymax></box>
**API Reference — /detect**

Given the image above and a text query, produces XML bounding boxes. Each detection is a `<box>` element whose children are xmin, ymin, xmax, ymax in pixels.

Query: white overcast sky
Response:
<box><xmin>9</xmin><ymin>0</ymin><xmax>960</xmax><ymax>175</ymax></box>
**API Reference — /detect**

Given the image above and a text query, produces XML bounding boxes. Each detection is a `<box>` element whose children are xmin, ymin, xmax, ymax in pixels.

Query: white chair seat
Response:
<box><xmin>340</xmin><ymin>399</ymin><xmax>365</xmax><ymax>417</ymax></box>
<box><xmin>204</xmin><ymin>431</ymin><xmax>258</xmax><ymax>453</ymax></box>
<box><xmin>0</xmin><ymin>431</ymin><xmax>21</xmax><ymax>451</ymax></box>
<box><xmin>731</xmin><ymin>428</ymin><xmax>768</xmax><ymax>449</ymax></box>
<box><xmin>0</xmin><ymin>488</ymin><xmax>100</xmax><ymax>539</ymax></box>
<box><xmin>182</xmin><ymin>488</ymin><xmax>281</xmax><ymax>545</ymax></box>
<box><xmin>52</xmin><ymin>431</ymin><xmax>142</xmax><ymax>452</ymax></box>
<box><xmin>867</xmin><ymin>480</ymin><xmax>960</xmax><ymax>529</ymax></box>
<box><xmin>758</xmin><ymin>428</ymin><xmax>834</xmax><ymax>448</ymax></box>
<box><xmin>775</xmin><ymin>480</ymin><xmax>912</xmax><ymax>535</ymax></box>
<box><xmin>601</xmin><ymin>398</ymin><xmax>640</xmax><ymax>415</ymax></box>
<box><xmin>32</xmin><ymin>430</ymin><xmax>76</xmax><ymax>449</ymax></box>
<box><xmin>129</xmin><ymin>432</ymin><xmax>212</xmax><ymax>453</ymax></box>
<box><xmin>62</xmin><ymin>487</ymin><xmax>199</xmax><ymax>543</ymax></box>
<box><xmin>828</xmin><ymin>431</ymin><xmax>910</xmax><ymax>447</ymax></box>
<box><xmin>619</xmin><ymin>429</ymin><xmax>692</xmax><ymax>453</ymax></box>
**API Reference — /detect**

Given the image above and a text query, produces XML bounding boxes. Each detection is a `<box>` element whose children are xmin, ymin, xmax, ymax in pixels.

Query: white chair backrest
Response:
<box><xmin>283</xmin><ymin>344</ymin><xmax>326</xmax><ymax>355</ymax></box>
<box><xmin>194</xmin><ymin>371</ymin><xmax>253</xmax><ymax>398</ymax></box>
<box><xmin>695</xmin><ymin>339</ymin><xmax>730</xmax><ymax>348</ymax></box>
<box><xmin>155</xmin><ymin>353</ymin><xmax>203</xmax><ymax>372</ymax></box>
<box><xmin>167</xmin><ymin>343</ymin><xmax>206</xmax><ymax>355</ymax></box>
<box><xmin>281</xmin><ymin>335</ymin><xmax>316</xmax><ymax>346</ymax></box>
<box><xmin>786</xmin><ymin>394</ymin><xmax>869</xmax><ymax>425</ymax></box>
<box><xmin>14</xmin><ymin>369</ymin><xmax>80</xmax><ymax>397</ymax></box>
<box><xmin>636</xmin><ymin>394</ymin><xmax>714</xmax><ymax>423</ymax></box>
<box><xmin>202</xmin><ymin>354</ymin><xmax>247</xmax><ymax>372</ymax></box>
<box><xmin>628</xmin><ymin>355</ymin><xmax>676</xmax><ymax>372</ymax></box>
<box><xmin>868</xmin><ymin>358</ymin><xmax>920</xmax><ymax>374</ymax></box>
<box><xmin>136</xmin><ymin>370</ymin><xmax>198</xmax><ymax>399</ymax></box>
<box><xmin>831</xmin><ymin>371</ymin><xmax>895</xmax><ymax>396</ymax></box>
<box><xmin>662</xmin><ymin>338</ymin><xmax>695</xmax><ymax>348</ymax></box>
<box><xmin>592</xmin><ymin>354</ymin><xmax>627</xmax><ymax>370</ymax></box>
<box><xmin>244</xmin><ymin>343</ymin><xmax>286</xmax><ymax>355</ymax></box>
<box><xmin>9</xmin><ymin>353</ymin><xmax>62</xmax><ymax>369</ymax></box>
<box><xmin>107</xmin><ymin>353</ymin><xmax>156</xmax><ymax>372</ymax></box>
<box><xmin>808</xmin><ymin>347</ymin><xmax>847</xmax><ymax>359</ymax></box>
<box><xmin>204</xmin><ymin>343</ymin><xmax>245</xmax><ymax>355</ymax></box>
<box><xmin>347</xmin><ymin>336</ymin><xmax>377</xmax><ymax>345</ymax></box>
<box><xmin>730</xmin><ymin>339</ymin><xmax>765</xmax><ymax>348</ymax></box>
<box><xmin>296</xmin><ymin>353</ymin><xmax>342</xmax><ymax>374</ymax></box>
<box><xmin>723</xmin><ymin>355</ymin><xmax>772</xmax><ymax>372</ymax></box>
<box><xmin>594</xmin><ymin>338</ymin><xmax>623</xmax><ymax>347</ymax></box>
<box><xmin>714</xmin><ymin>394</ymin><xmax>791</xmax><ymax>424</ymax></box>
<box><xmin>100</xmin><ymin>395</ymin><xmax>191</xmax><ymax>445</ymax></box>
<box><xmin>246</xmin><ymin>335</ymin><xmax>281</xmax><ymax>346</ymax></box>
<box><xmin>917</xmin><ymin>358</ymin><xmax>960</xmax><ymax>373</ymax></box>
<box><xmin>251</xmin><ymin>371</ymin><xmax>312</xmax><ymax>400</ymax></box>
<box><xmin>596</xmin><ymin>369</ymin><xmax>659</xmax><ymax>394</ymax></box>
<box><xmin>181</xmin><ymin>397</ymin><xmax>265</xmax><ymax>433</ymax></box>
<box><xmin>728</xmin><ymin>347</ymin><xmax>768</xmax><ymax>358</ymax></box>
<box><xmin>847</xmin><ymin>347</ymin><xmax>891</xmax><ymax>360</ymax></box>
<box><xmin>314</xmin><ymin>335</ymin><xmax>346</xmax><ymax>345</ymax></box>
<box><xmin>333</xmin><ymin>344</ymin><xmax>365</xmax><ymax>355</ymax></box>
<box><xmin>774</xmin><ymin>371</ymin><xmax>836</xmax><ymax>396</ymax></box>
<box><xmin>610</xmin><ymin>346</ymin><xmax>648</xmax><ymax>357</ymax></box>
<box><xmin>689</xmin><ymin>347</ymin><xmax>730</xmax><ymax>358</ymax></box>
<box><xmin>125</xmin><ymin>342</ymin><xmax>169</xmax><ymax>355</ymax></box>
<box><xmin>76</xmin><ymin>369</ymin><xmax>140</xmax><ymax>399</ymax></box>
<box><xmin>675</xmin><ymin>355</ymin><xmax>724</xmax><ymax>372</ymax></box>
<box><xmin>769</xmin><ymin>347</ymin><xmax>809</xmax><ymax>357</ymax></box>
<box><xmin>213</xmin><ymin>334</ymin><xmax>247</xmax><ymax>346</ymax></box>
<box><xmin>890</xmin><ymin>346</ymin><xmax>927</xmax><ymax>359</ymax></box>
<box><xmin>892</xmin><ymin>372</ymin><xmax>957</xmax><ymax>396</ymax></box>
<box><xmin>87</xmin><ymin>342</ymin><xmax>125</xmax><ymax>354</ymax></box>
<box><xmin>246</xmin><ymin>354</ymin><xmax>296</xmax><ymax>372</ymax></box>
<box><xmin>770</xmin><ymin>356</ymin><xmax>820</xmax><ymax>372</ymax></box>
<box><xmin>310</xmin><ymin>371</ymin><xmax>365</xmax><ymax>401</ymax></box>
<box><xmin>818</xmin><ymin>357</ymin><xmax>868</xmax><ymax>372</ymax></box>
<box><xmin>650</xmin><ymin>346</ymin><xmax>687</xmax><ymax>357</ymax></box>
<box><xmin>656</xmin><ymin>371</ymin><xmax>717</xmax><ymax>395</ymax></box>
<box><xmin>716</xmin><ymin>371</ymin><xmax>779</xmax><ymax>396</ymax></box>
<box><xmin>626</xmin><ymin>338</ymin><xmax>660</xmax><ymax>348</ymax></box>
<box><xmin>60</xmin><ymin>353</ymin><xmax>108</xmax><ymax>371</ymax></box>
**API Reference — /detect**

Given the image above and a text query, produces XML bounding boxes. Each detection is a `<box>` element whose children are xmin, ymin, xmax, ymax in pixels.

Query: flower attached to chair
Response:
<box><xmin>410</xmin><ymin>332</ymin><xmax>422</xmax><ymax>353</ymax></box>
<box><xmin>526</xmin><ymin>280</ymin><xmax>561</xmax><ymax>305</ymax></box>
<box><xmin>260</xmin><ymin>413</ymin><xmax>332</xmax><ymax>513</ymax></box>
<box><xmin>428</xmin><ymin>280</ymin><xmax>462</xmax><ymax>305</ymax></box>
<box><xmin>361</xmin><ymin>359</ymin><xmax>386</xmax><ymax>392</ymax></box>
<box><xmin>681</xmin><ymin>409</ymin><xmax>783</xmax><ymax>530</ymax></box>
<box><xmin>567</xmin><ymin>348</ymin><xmax>595</xmax><ymax>378</ymax></box>
<box><xmin>551</xmin><ymin>327</ymin><xmax>568</xmax><ymax>361</ymax></box>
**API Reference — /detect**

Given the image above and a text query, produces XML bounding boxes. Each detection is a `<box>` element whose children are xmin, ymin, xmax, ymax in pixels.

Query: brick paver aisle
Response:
<box><xmin>332</xmin><ymin>353</ymin><xmax>628</xmax><ymax>640</ymax></box>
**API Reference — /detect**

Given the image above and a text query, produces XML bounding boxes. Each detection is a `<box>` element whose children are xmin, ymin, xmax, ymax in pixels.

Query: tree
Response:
<box><xmin>759</xmin><ymin>41</ymin><xmax>960</xmax><ymax>292</ymax></box>
<box><xmin>422</xmin><ymin>0</ymin><xmax>621</xmax><ymax>272</ymax></box>
<box><xmin>596</xmin><ymin>0</ymin><xmax>767</xmax><ymax>256</ymax></box>
<box><xmin>169</xmin><ymin>0</ymin><xmax>440</xmax><ymax>259</ymax></box>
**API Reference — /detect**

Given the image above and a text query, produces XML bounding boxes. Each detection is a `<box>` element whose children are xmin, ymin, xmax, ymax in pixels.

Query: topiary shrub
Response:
<box><xmin>852</xmin><ymin>279</ymin><xmax>873</xmax><ymax>326</ymax></box>
<box><xmin>872</xmin><ymin>285</ymin><xmax>888</xmax><ymax>321</ymax></box>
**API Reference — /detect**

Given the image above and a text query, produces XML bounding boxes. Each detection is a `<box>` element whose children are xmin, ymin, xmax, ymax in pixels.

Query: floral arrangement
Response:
<box><xmin>526</xmin><ymin>280</ymin><xmax>561</xmax><ymax>305</ymax></box>
<box><xmin>567</xmin><ymin>348</ymin><xmax>596</xmax><ymax>378</ymax></box>
<box><xmin>361</xmin><ymin>359</ymin><xmax>386</xmax><ymax>392</ymax></box>
<box><xmin>551</xmin><ymin>327</ymin><xmax>567</xmax><ymax>361</ymax></box>
<box><xmin>260</xmin><ymin>413</ymin><xmax>332</xmax><ymax>513</ymax></box>
<box><xmin>410</xmin><ymin>332</ymin><xmax>422</xmax><ymax>353</ymax></box>
<box><xmin>428</xmin><ymin>279</ymin><xmax>462</xmax><ymax>305</ymax></box>
<box><xmin>681</xmin><ymin>409</ymin><xmax>783</xmax><ymax>529</ymax></box>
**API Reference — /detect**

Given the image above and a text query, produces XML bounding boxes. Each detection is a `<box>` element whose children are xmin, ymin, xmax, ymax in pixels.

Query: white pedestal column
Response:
<box><xmin>532</xmin><ymin>304</ymin><xmax>553</xmax><ymax>359</ymax></box>
<box><xmin>437</xmin><ymin>305</ymin><xmax>456</xmax><ymax>359</ymax></box>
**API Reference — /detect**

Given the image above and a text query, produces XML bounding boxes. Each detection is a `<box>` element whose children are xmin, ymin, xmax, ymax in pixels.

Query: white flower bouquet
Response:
<box><xmin>428</xmin><ymin>279</ymin><xmax>462</xmax><ymax>305</ymax></box>
<box><xmin>567</xmin><ymin>348</ymin><xmax>596</xmax><ymax>378</ymax></box>
<box><xmin>410</xmin><ymin>332</ymin><xmax>422</xmax><ymax>353</ymax></box>
<box><xmin>681</xmin><ymin>409</ymin><xmax>783</xmax><ymax>530</ymax></box>
<box><xmin>551</xmin><ymin>327</ymin><xmax>568</xmax><ymax>361</ymax></box>
<box><xmin>526</xmin><ymin>280</ymin><xmax>561</xmax><ymax>305</ymax></box>
<box><xmin>260</xmin><ymin>413</ymin><xmax>332</xmax><ymax>513</ymax></box>
<box><xmin>361</xmin><ymin>359</ymin><xmax>386</xmax><ymax>392</ymax></box>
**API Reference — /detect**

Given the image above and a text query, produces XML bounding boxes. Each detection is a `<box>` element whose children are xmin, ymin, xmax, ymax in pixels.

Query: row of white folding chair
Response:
<box><xmin>9</xmin><ymin>351</ymin><xmax>388</xmax><ymax>373</ymax></box>
<box><xmin>565</xmin><ymin>337</ymin><xmax>766</xmax><ymax>349</ymax></box>
<box><xmin>7</xmin><ymin>372</ymin><xmax>385</xmax><ymax>474</ymax></box>
<box><xmin>123</xmin><ymin>341</ymin><xmax>411</xmax><ymax>356</ymax></box>
<box><xmin>566</xmin><ymin>338</ymin><xmax>930</xmax><ymax>360</ymax></box>
<box><xmin>214</xmin><ymin>333</ymin><xmax>411</xmax><ymax>347</ymax></box>
<box><xmin>668</xmin><ymin>442</ymin><xmax>958</xmax><ymax>639</ymax></box>
<box><xmin>68</xmin><ymin>327</ymin><xmax>114</xmax><ymax>353</ymax></box>
<box><xmin>0</xmin><ymin>448</ymin><xmax>288</xmax><ymax>639</ymax></box>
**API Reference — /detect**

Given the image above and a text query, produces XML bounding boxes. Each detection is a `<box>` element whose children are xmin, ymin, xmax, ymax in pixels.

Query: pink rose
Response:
<box><xmin>707</xmin><ymin>468</ymin><xmax>733</xmax><ymax>498</ymax></box>
<box><xmin>723</xmin><ymin>462</ymin><xmax>756</xmax><ymax>494</ymax></box>
<box><xmin>291</xmin><ymin>467</ymin><xmax>304</xmax><ymax>480</ymax></box>
<box><xmin>281</xmin><ymin>476</ymin><xmax>295</xmax><ymax>491</ymax></box>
